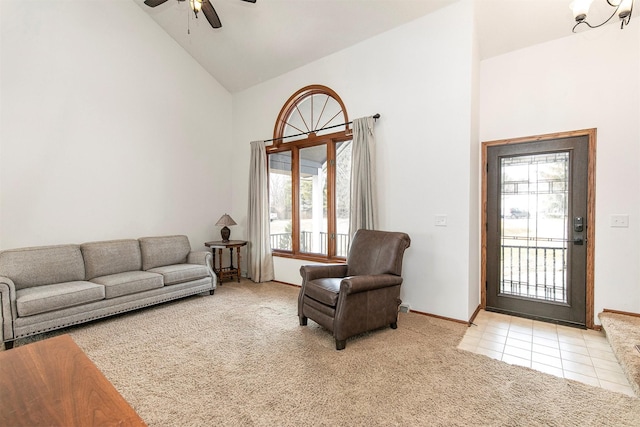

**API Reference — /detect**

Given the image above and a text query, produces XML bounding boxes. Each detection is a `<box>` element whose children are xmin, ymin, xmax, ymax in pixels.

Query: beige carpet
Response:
<box><xmin>11</xmin><ymin>281</ymin><xmax>640</xmax><ymax>426</ymax></box>
<box><xmin>599</xmin><ymin>312</ymin><xmax>640</xmax><ymax>397</ymax></box>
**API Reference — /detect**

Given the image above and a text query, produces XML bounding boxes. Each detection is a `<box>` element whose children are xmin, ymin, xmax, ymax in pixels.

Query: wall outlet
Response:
<box><xmin>435</xmin><ymin>215</ymin><xmax>447</xmax><ymax>227</ymax></box>
<box><xmin>399</xmin><ymin>303</ymin><xmax>410</xmax><ymax>313</ymax></box>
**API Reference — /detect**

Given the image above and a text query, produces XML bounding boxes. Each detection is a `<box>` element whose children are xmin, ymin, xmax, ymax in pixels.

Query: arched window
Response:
<box><xmin>273</xmin><ymin>85</ymin><xmax>349</xmax><ymax>144</ymax></box>
<box><xmin>267</xmin><ymin>85</ymin><xmax>352</xmax><ymax>261</ymax></box>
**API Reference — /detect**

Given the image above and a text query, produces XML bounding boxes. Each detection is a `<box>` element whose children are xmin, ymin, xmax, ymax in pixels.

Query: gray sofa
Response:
<box><xmin>0</xmin><ymin>235</ymin><xmax>216</xmax><ymax>349</ymax></box>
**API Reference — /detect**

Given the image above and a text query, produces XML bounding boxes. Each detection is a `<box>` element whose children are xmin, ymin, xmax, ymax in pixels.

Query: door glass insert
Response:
<box><xmin>499</xmin><ymin>152</ymin><xmax>569</xmax><ymax>303</ymax></box>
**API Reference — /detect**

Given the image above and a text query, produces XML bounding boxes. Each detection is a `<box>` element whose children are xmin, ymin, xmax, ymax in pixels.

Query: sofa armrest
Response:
<box><xmin>187</xmin><ymin>250</ymin><xmax>212</xmax><ymax>268</ymax></box>
<box><xmin>300</xmin><ymin>264</ymin><xmax>348</xmax><ymax>283</ymax></box>
<box><xmin>187</xmin><ymin>251</ymin><xmax>217</xmax><ymax>289</ymax></box>
<box><xmin>0</xmin><ymin>276</ymin><xmax>17</xmax><ymax>342</ymax></box>
<box><xmin>340</xmin><ymin>274</ymin><xmax>403</xmax><ymax>295</ymax></box>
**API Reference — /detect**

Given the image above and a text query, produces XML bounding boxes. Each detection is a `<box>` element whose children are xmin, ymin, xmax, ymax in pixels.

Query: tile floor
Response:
<box><xmin>457</xmin><ymin>310</ymin><xmax>635</xmax><ymax>397</ymax></box>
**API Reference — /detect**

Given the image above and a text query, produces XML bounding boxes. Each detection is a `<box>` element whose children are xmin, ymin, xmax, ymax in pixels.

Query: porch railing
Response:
<box><xmin>270</xmin><ymin>231</ymin><xmax>350</xmax><ymax>257</ymax></box>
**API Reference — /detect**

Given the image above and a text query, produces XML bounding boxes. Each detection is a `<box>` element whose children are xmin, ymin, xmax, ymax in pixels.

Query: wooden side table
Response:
<box><xmin>204</xmin><ymin>240</ymin><xmax>247</xmax><ymax>283</ymax></box>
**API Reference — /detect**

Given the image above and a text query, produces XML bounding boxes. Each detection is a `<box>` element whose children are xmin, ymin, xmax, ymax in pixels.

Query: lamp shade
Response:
<box><xmin>215</xmin><ymin>214</ymin><xmax>237</xmax><ymax>227</ymax></box>
<box><xmin>619</xmin><ymin>0</ymin><xmax>633</xmax><ymax>17</ymax></box>
<box><xmin>571</xmin><ymin>0</ymin><xmax>594</xmax><ymax>20</ymax></box>
<box><xmin>190</xmin><ymin>0</ymin><xmax>203</xmax><ymax>13</ymax></box>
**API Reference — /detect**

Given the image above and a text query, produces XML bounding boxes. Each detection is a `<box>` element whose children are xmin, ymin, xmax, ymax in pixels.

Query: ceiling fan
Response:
<box><xmin>144</xmin><ymin>0</ymin><xmax>256</xmax><ymax>29</ymax></box>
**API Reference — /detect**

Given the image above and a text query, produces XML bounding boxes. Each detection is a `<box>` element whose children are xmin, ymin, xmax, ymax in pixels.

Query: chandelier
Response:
<box><xmin>571</xmin><ymin>0</ymin><xmax>634</xmax><ymax>32</ymax></box>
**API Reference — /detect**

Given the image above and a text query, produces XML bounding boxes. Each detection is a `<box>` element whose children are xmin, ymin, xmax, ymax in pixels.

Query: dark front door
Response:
<box><xmin>485</xmin><ymin>134</ymin><xmax>592</xmax><ymax>328</ymax></box>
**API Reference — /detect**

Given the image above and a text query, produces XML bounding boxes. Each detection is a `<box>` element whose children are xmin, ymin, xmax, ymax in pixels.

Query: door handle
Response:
<box><xmin>573</xmin><ymin>236</ymin><xmax>584</xmax><ymax>245</ymax></box>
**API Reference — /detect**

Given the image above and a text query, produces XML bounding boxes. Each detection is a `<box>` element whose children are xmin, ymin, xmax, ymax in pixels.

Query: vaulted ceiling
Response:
<box><xmin>135</xmin><ymin>0</ymin><xmax>627</xmax><ymax>93</ymax></box>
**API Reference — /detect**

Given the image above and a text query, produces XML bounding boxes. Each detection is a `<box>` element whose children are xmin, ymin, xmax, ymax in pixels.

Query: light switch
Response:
<box><xmin>435</xmin><ymin>215</ymin><xmax>447</xmax><ymax>227</ymax></box>
<box><xmin>611</xmin><ymin>214</ymin><xmax>629</xmax><ymax>228</ymax></box>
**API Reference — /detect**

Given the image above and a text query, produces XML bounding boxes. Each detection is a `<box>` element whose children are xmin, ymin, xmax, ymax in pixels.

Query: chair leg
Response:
<box><xmin>390</xmin><ymin>322</ymin><xmax>398</xmax><ymax>329</ymax></box>
<box><xmin>335</xmin><ymin>339</ymin><xmax>346</xmax><ymax>350</ymax></box>
<box><xmin>299</xmin><ymin>316</ymin><xmax>308</xmax><ymax>326</ymax></box>
<box><xmin>4</xmin><ymin>340</ymin><xmax>14</xmax><ymax>350</ymax></box>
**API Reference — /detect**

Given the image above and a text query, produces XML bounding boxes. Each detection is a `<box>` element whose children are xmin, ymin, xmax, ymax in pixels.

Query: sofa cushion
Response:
<box><xmin>16</xmin><ymin>281</ymin><xmax>105</xmax><ymax>317</ymax></box>
<box><xmin>0</xmin><ymin>245</ymin><xmax>85</xmax><ymax>291</ymax></box>
<box><xmin>90</xmin><ymin>271</ymin><xmax>164</xmax><ymax>299</ymax></box>
<box><xmin>147</xmin><ymin>264</ymin><xmax>209</xmax><ymax>286</ymax></box>
<box><xmin>139</xmin><ymin>235</ymin><xmax>191</xmax><ymax>271</ymax></box>
<box><xmin>81</xmin><ymin>239</ymin><xmax>142</xmax><ymax>280</ymax></box>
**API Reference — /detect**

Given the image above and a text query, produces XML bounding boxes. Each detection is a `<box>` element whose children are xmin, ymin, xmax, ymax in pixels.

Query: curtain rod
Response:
<box><xmin>263</xmin><ymin>113</ymin><xmax>380</xmax><ymax>143</ymax></box>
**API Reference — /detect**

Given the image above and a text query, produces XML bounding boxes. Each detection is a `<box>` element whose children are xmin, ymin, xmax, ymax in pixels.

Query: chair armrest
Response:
<box><xmin>340</xmin><ymin>274</ymin><xmax>403</xmax><ymax>294</ymax></box>
<box><xmin>299</xmin><ymin>264</ymin><xmax>348</xmax><ymax>282</ymax></box>
<box><xmin>0</xmin><ymin>276</ymin><xmax>17</xmax><ymax>342</ymax></box>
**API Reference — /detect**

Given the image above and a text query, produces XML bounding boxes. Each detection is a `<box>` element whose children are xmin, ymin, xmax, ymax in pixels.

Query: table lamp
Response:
<box><xmin>216</xmin><ymin>214</ymin><xmax>237</xmax><ymax>242</ymax></box>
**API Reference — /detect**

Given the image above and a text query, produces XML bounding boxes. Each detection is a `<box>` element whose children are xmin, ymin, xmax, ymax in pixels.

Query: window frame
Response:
<box><xmin>267</xmin><ymin>85</ymin><xmax>351</xmax><ymax>263</ymax></box>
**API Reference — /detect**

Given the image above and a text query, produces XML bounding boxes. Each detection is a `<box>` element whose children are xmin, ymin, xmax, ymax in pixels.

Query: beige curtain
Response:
<box><xmin>247</xmin><ymin>141</ymin><xmax>275</xmax><ymax>282</ymax></box>
<box><xmin>349</xmin><ymin>116</ymin><xmax>377</xmax><ymax>238</ymax></box>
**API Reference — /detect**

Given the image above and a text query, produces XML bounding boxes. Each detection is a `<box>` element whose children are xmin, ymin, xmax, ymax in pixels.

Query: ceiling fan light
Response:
<box><xmin>190</xmin><ymin>0</ymin><xmax>203</xmax><ymax>13</ymax></box>
<box><xmin>571</xmin><ymin>0</ymin><xmax>594</xmax><ymax>21</ymax></box>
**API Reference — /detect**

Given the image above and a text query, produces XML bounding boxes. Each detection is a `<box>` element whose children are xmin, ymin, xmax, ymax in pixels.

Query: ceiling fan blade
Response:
<box><xmin>241</xmin><ymin>0</ymin><xmax>257</xmax><ymax>3</ymax></box>
<box><xmin>202</xmin><ymin>0</ymin><xmax>222</xmax><ymax>28</ymax></box>
<box><xmin>144</xmin><ymin>0</ymin><xmax>170</xmax><ymax>7</ymax></box>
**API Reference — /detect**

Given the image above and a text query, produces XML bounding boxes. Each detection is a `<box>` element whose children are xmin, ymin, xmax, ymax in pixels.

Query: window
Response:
<box><xmin>268</xmin><ymin>85</ymin><xmax>351</xmax><ymax>261</ymax></box>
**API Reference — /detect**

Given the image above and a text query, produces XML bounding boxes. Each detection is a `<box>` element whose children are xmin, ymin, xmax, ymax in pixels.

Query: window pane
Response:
<box><xmin>269</xmin><ymin>152</ymin><xmax>292</xmax><ymax>251</ymax></box>
<box><xmin>335</xmin><ymin>140</ymin><xmax>352</xmax><ymax>257</ymax></box>
<box><xmin>283</xmin><ymin>94</ymin><xmax>345</xmax><ymax>140</ymax></box>
<box><xmin>299</xmin><ymin>145</ymin><xmax>328</xmax><ymax>255</ymax></box>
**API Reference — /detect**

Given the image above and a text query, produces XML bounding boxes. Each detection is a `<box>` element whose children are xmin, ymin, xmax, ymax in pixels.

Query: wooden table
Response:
<box><xmin>0</xmin><ymin>334</ymin><xmax>146</xmax><ymax>427</ymax></box>
<box><xmin>205</xmin><ymin>240</ymin><xmax>247</xmax><ymax>283</ymax></box>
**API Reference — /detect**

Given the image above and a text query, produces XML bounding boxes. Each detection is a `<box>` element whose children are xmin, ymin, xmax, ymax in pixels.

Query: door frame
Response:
<box><xmin>481</xmin><ymin>129</ymin><xmax>597</xmax><ymax>329</ymax></box>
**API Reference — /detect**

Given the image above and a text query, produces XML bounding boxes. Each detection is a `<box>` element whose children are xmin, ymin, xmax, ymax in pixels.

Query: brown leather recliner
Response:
<box><xmin>298</xmin><ymin>229</ymin><xmax>411</xmax><ymax>350</ymax></box>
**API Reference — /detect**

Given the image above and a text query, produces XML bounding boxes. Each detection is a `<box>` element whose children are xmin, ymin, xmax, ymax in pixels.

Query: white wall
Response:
<box><xmin>0</xmin><ymin>0</ymin><xmax>232</xmax><ymax>250</ymax></box>
<box><xmin>0</xmin><ymin>1</ymin><xmax>4</xmax><ymax>249</ymax></box>
<box><xmin>231</xmin><ymin>0</ymin><xmax>480</xmax><ymax>321</ymax></box>
<box><xmin>480</xmin><ymin>21</ymin><xmax>640</xmax><ymax>320</ymax></box>
<box><xmin>468</xmin><ymin>3</ymin><xmax>481</xmax><ymax>319</ymax></box>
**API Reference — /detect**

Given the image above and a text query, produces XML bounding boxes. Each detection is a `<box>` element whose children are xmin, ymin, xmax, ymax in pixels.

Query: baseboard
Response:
<box><xmin>407</xmin><ymin>308</ymin><xmax>468</xmax><ymax>325</ymax></box>
<box><xmin>272</xmin><ymin>280</ymin><xmax>300</xmax><ymax>288</ymax></box>
<box><xmin>469</xmin><ymin>304</ymin><xmax>482</xmax><ymax>326</ymax></box>
<box><xmin>602</xmin><ymin>308</ymin><xmax>640</xmax><ymax>318</ymax></box>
